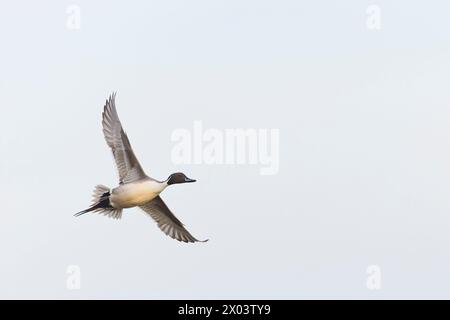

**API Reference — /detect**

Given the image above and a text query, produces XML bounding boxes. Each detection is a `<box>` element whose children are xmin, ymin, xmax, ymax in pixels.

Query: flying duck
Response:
<box><xmin>75</xmin><ymin>93</ymin><xmax>207</xmax><ymax>243</ymax></box>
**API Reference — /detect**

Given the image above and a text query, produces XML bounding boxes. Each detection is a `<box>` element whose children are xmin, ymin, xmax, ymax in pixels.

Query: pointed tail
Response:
<box><xmin>74</xmin><ymin>203</ymin><xmax>102</xmax><ymax>217</ymax></box>
<box><xmin>75</xmin><ymin>185</ymin><xmax>112</xmax><ymax>217</ymax></box>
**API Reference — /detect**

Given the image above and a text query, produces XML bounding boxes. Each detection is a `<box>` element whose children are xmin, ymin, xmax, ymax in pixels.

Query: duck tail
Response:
<box><xmin>75</xmin><ymin>185</ymin><xmax>122</xmax><ymax>219</ymax></box>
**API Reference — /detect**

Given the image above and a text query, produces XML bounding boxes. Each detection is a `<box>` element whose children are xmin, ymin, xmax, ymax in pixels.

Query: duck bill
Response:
<box><xmin>184</xmin><ymin>178</ymin><xmax>196</xmax><ymax>183</ymax></box>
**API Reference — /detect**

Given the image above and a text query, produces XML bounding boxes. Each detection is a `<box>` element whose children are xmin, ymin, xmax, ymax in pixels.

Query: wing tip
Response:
<box><xmin>170</xmin><ymin>233</ymin><xmax>209</xmax><ymax>244</ymax></box>
<box><xmin>103</xmin><ymin>91</ymin><xmax>118</xmax><ymax>111</ymax></box>
<box><xmin>184</xmin><ymin>236</ymin><xmax>209</xmax><ymax>244</ymax></box>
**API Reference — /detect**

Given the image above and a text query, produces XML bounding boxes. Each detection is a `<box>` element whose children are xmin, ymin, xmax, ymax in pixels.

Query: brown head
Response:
<box><xmin>166</xmin><ymin>172</ymin><xmax>196</xmax><ymax>185</ymax></box>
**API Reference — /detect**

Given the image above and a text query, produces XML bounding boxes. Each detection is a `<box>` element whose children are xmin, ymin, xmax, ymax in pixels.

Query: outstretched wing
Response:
<box><xmin>140</xmin><ymin>196</ymin><xmax>207</xmax><ymax>243</ymax></box>
<box><xmin>102</xmin><ymin>93</ymin><xmax>147</xmax><ymax>184</ymax></box>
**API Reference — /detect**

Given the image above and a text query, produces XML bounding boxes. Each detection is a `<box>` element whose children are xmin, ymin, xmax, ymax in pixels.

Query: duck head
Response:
<box><xmin>166</xmin><ymin>172</ymin><xmax>196</xmax><ymax>185</ymax></box>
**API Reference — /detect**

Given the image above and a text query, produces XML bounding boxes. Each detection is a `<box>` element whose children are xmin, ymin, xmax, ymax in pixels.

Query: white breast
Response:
<box><xmin>110</xmin><ymin>180</ymin><xmax>167</xmax><ymax>209</ymax></box>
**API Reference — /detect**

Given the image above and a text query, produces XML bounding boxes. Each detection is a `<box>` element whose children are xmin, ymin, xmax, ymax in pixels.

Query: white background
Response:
<box><xmin>1</xmin><ymin>1</ymin><xmax>450</xmax><ymax>298</ymax></box>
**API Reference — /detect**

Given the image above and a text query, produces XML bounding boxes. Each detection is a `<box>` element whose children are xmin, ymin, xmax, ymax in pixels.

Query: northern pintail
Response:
<box><xmin>75</xmin><ymin>93</ymin><xmax>207</xmax><ymax>243</ymax></box>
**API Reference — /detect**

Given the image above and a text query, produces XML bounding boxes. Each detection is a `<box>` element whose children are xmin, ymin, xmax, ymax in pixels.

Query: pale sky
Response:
<box><xmin>1</xmin><ymin>0</ymin><xmax>450</xmax><ymax>298</ymax></box>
